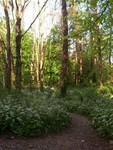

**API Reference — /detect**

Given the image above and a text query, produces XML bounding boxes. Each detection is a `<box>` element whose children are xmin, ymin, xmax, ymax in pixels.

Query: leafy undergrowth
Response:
<box><xmin>59</xmin><ymin>85</ymin><xmax>113</xmax><ymax>140</ymax></box>
<box><xmin>0</xmin><ymin>85</ymin><xmax>113</xmax><ymax>139</ymax></box>
<box><xmin>0</xmin><ymin>88</ymin><xmax>70</xmax><ymax>136</ymax></box>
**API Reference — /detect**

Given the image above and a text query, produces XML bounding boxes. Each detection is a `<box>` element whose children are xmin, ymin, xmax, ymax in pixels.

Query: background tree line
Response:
<box><xmin>0</xmin><ymin>0</ymin><xmax>113</xmax><ymax>96</ymax></box>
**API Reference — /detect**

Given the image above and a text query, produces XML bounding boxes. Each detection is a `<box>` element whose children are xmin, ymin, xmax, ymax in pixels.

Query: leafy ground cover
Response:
<box><xmin>58</xmin><ymin>85</ymin><xmax>113</xmax><ymax>139</ymax></box>
<box><xmin>0</xmin><ymin>85</ymin><xmax>113</xmax><ymax>140</ymax></box>
<box><xmin>0</xmin><ymin>88</ymin><xmax>70</xmax><ymax>136</ymax></box>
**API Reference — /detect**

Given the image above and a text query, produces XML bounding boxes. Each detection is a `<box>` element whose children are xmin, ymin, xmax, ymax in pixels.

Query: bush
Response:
<box><xmin>98</xmin><ymin>85</ymin><xmax>113</xmax><ymax>98</ymax></box>
<box><xmin>61</xmin><ymin>86</ymin><xmax>113</xmax><ymax>139</ymax></box>
<box><xmin>91</xmin><ymin>98</ymin><xmax>113</xmax><ymax>139</ymax></box>
<box><xmin>0</xmin><ymin>90</ymin><xmax>70</xmax><ymax>136</ymax></box>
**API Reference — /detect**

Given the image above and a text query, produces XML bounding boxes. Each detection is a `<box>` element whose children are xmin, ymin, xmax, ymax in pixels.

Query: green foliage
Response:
<box><xmin>91</xmin><ymin>102</ymin><xmax>113</xmax><ymax>139</ymax></box>
<box><xmin>1</xmin><ymin>86</ymin><xmax>113</xmax><ymax>139</ymax></box>
<box><xmin>59</xmin><ymin>87</ymin><xmax>96</xmax><ymax>115</ymax></box>
<box><xmin>61</xmin><ymin>86</ymin><xmax>113</xmax><ymax>139</ymax></box>
<box><xmin>0</xmin><ymin>89</ymin><xmax>70</xmax><ymax>136</ymax></box>
<box><xmin>98</xmin><ymin>85</ymin><xmax>113</xmax><ymax>98</ymax></box>
<box><xmin>21</xmin><ymin>32</ymin><xmax>34</xmax><ymax>88</ymax></box>
<box><xmin>44</xmin><ymin>26</ymin><xmax>61</xmax><ymax>87</ymax></box>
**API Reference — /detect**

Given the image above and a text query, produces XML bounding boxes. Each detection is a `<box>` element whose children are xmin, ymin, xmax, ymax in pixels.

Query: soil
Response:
<box><xmin>0</xmin><ymin>114</ymin><xmax>113</xmax><ymax>150</ymax></box>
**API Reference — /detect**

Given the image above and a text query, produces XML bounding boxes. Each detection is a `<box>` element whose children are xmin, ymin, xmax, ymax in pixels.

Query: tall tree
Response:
<box><xmin>14</xmin><ymin>0</ymin><xmax>31</xmax><ymax>90</ymax></box>
<box><xmin>37</xmin><ymin>0</ymin><xmax>45</xmax><ymax>92</ymax></box>
<box><xmin>2</xmin><ymin>0</ymin><xmax>11</xmax><ymax>90</ymax></box>
<box><xmin>60</xmin><ymin>0</ymin><xmax>68</xmax><ymax>97</ymax></box>
<box><xmin>94</xmin><ymin>2</ymin><xmax>103</xmax><ymax>87</ymax></box>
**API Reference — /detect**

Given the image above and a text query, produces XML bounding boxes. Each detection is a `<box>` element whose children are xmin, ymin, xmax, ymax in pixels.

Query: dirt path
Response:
<box><xmin>0</xmin><ymin>114</ymin><xmax>113</xmax><ymax>150</ymax></box>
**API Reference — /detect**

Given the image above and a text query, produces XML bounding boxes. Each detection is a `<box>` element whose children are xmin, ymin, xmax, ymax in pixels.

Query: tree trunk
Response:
<box><xmin>75</xmin><ymin>51</ymin><xmax>79</xmax><ymax>85</ymax></box>
<box><xmin>90</xmin><ymin>32</ymin><xmax>97</xmax><ymax>83</ymax></box>
<box><xmin>37</xmin><ymin>1</ymin><xmax>45</xmax><ymax>92</ymax></box>
<box><xmin>108</xmin><ymin>1</ymin><xmax>112</xmax><ymax>66</ymax></box>
<box><xmin>96</xmin><ymin>24</ymin><xmax>103</xmax><ymax>87</ymax></box>
<box><xmin>0</xmin><ymin>39</ymin><xmax>5</xmax><ymax>87</ymax></box>
<box><xmin>3</xmin><ymin>2</ymin><xmax>11</xmax><ymax>90</ymax></box>
<box><xmin>98</xmin><ymin>36</ymin><xmax>103</xmax><ymax>87</ymax></box>
<box><xmin>30</xmin><ymin>43</ymin><xmax>36</xmax><ymax>87</ymax></box>
<box><xmin>60</xmin><ymin>0</ymin><xmax>68</xmax><ymax>97</ymax></box>
<box><xmin>94</xmin><ymin>4</ymin><xmax>103</xmax><ymax>87</ymax></box>
<box><xmin>108</xmin><ymin>27</ymin><xmax>112</xmax><ymax>66</ymax></box>
<box><xmin>76</xmin><ymin>39</ymin><xmax>83</xmax><ymax>84</ymax></box>
<box><xmin>39</xmin><ymin>43</ymin><xmax>45</xmax><ymax>92</ymax></box>
<box><xmin>15</xmin><ymin>17</ymin><xmax>22</xmax><ymax>90</ymax></box>
<box><xmin>92</xmin><ymin>56</ymin><xmax>97</xmax><ymax>83</ymax></box>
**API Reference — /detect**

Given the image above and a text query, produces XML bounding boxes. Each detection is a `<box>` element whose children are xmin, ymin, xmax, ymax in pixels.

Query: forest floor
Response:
<box><xmin>0</xmin><ymin>114</ymin><xmax>113</xmax><ymax>150</ymax></box>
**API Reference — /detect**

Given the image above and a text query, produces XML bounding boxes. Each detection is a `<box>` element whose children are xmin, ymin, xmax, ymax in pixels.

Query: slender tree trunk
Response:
<box><xmin>79</xmin><ymin>41</ymin><xmax>83</xmax><ymax>83</ymax></box>
<box><xmin>37</xmin><ymin>1</ymin><xmax>45</xmax><ymax>92</ymax></box>
<box><xmin>69</xmin><ymin>1</ymin><xmax>82</xmax><ymax>85</ymax></box>
<box><xmin>92</xmin><ymin>56</ymin><xmax>97</xmax><ymax>83</ymax></box>
<box><xmin>75</xmin><ymin>41</ymin><xmax>79</xmax><ymax>84</ymax></box>
<box><xmin>98</xmin><ymin>36</ymin><xmax>103</xmax><ymax>87</ymax></box>
<box><xmin>36</xmin><ymin>40</ymin><xmax>40</xmax><ymax>86</ymax></box>
<box><xmin>15</xmin><ymin>17</ymin><xmax>22</xmax><ymax>90</ymax></box>
<box><xmin>39</xmin><ymin>43</ymin><xmax>45</xmax><ymax>92</ymax></box>
<box><xmin>96</xmin><ymin>27</ymin><xmax>103</xmax><ymax>87</ymax></box>
<box><xmin>76</xmin><ymin>39</ymin><xmax>83</xmax><ymax>84</ymax></box>
<box><xmin>60</xmin><ymin>0</ymin><xmax>68</xmax><ymax>97</ymax></box>
<box><xmin>95</xmin><ymin>23</ymin><xmax>103</xmax><ymax>87</ymax></box>
<box><xmin>31</xmin><ymin>43</ymin><xmax>37</xmax><ymax>86</ymax></box>
<box><xmin>3</xmin><ymin>3</ymin><xmax>11</xmax><ymax>90</ymax></box>
<box><xmin>75</xmin><ymin>51</ymin><xmax>79</xmax><ymax>85</ymax></box>
<box><xmin>90</xmin><ymin>32</ymin><xmax>97</xmax><ymax>83</ymax></box>
<box><xmin>108</xmin><ymin>27</ymin><xmax>112</xmax><ymax>65</ymax></box>
<box><xmin>0</xmin><ymin>39</ymin><xmax>5</xmax><ymax>87</ymax></box>
<box><xmin>108</xmin><ymin>1</ymin><xmax>112</xmax><ymax>66</ymax></box>
<box><xmin>94</xmin><ymin>5</ymin><xmax>103</xmax><ymax>87</ymax></box>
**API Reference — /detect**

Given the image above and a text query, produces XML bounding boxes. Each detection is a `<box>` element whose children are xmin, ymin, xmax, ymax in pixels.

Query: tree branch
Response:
<box><xmin>22</xmin><ymin>0</ymin><xmax>49</xmax><ymax>37</ymax></box>
<box><xmin>101</xmin><ymin>41</ymin><xmax>108</xmax><ymax>51</ymax></box>
<box><xmin>74</xmin><ymin>0</ymin><xmax>110</xmax><ymax>36</ymax></box>
<box><xmin>90</xmin><ymin>0</ymin><xmax>109</xmax><ymax>28</ymax></box>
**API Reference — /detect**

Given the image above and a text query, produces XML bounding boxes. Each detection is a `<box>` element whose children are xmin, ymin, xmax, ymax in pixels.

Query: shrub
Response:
<box><xmin>61</xmin><ymin>87</ymin><xmax>113</xmax><ymax>139</ymax></box>
<box><xmin>98</xmin><ymin>85</ymin><xmax>113</xmax><ymax>98</ymax></box>
<box><xmin>0</xmin><ymin>91</ymin><xmax>70</xmax><ymax>136</ymax></box>
<box><xmin>91</xmin><ymin>98</ymin><xmax>113</xmax><ymax>139</ymax></box>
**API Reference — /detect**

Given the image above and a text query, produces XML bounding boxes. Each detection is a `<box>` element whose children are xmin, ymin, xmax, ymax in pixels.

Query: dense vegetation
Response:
<box><xmin>0</xmin><ymin>88</ymin><xmax>70</xmax><ymax>136</ymax></box>
<box><xmin>0</xmin><ymin>86</ymin><xmax>113</xmax><ymax>139</ymax></box>
<box><xmin>0</xmin><ymin>0</ymin><xmax>113</xmax><ymax>139</ymax></box>
<box><xmin>59</xmin><ymin>85</ymin><xmax>113</xmax><ymax>139</ymax></box>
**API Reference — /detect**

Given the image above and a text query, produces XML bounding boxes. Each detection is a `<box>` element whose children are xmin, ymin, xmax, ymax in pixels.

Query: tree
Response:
<box><xmin>60</xmin><ymin>0</ymin><xmax>68</xmax><ymax>97</ymax></box>
<box><xmin>2</xmin><ymin>0</ymin><xmax>11</xmax><ymax>90</ymax></box>
<box><xmin>44</xmin><ymin>26</ymin><xmax>61</xmax><ymax>87</ymax></box>
<box><xmin>21</xmin><ymin>32</ymin><xmax>33</xmax><ymax>88</ymax></box>
<box><xmin>14</xmin><ymin>0</ymin><xmax>31</xmax><ymax>90</ymax></box>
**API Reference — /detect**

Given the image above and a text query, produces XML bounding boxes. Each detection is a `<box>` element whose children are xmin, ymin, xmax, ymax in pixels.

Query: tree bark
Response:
<box><xmin>93</xmin><ymin>4</ymin><xmax>103</xmax><ymax>87</ymax></box>
<box><xmin>0</xmin><ymin>39</ymin><xmax>5</xmax><ymax>87</ymax></box>
<box><xmin>95</xmin><ymin>17</ymin><xmax>103</xmax><ymax>87</ymax></box>
<box><xmin>98</xmin><ymin>35</ymin><xmax>103</xmax><ymax>87</ymax></box>
<box><xmin>76</xmin><ymin>39</ymin><xmax>83</xmax><ymax>84</ymax></box>
<box><xmin>15</xmin><ymin>16</ymin><xmax>22</xmax><ymax>90</ymax></box>
<box><xmin>39</xmin><ymin>43</ymin><xmax>45</xmax><ymax>92</ymax></box>
<box><xmin>60</xmin><ymin>0</ymin><xmax>68</xmax><ymax>97</ymax></box>
<box><xmin>90</xmin><ymin>32</ymin><xmax>97</xmax><ymax>83</ymax></box>
<box><xmin>3</xmin><ymin>1</ymin><xmax>11</xmax><ymax>90</ymax></box>
<box><xmin>13</xmin><ymin>0</ymin><xmax>31</xmax><ymax>90</ymax></box>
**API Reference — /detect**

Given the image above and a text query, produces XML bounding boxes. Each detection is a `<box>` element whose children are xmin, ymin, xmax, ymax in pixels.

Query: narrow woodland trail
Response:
<box><xmin>0</xmin><ymin>114</ymin><xmax>113</xmax><ymax>150</ymax></box>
